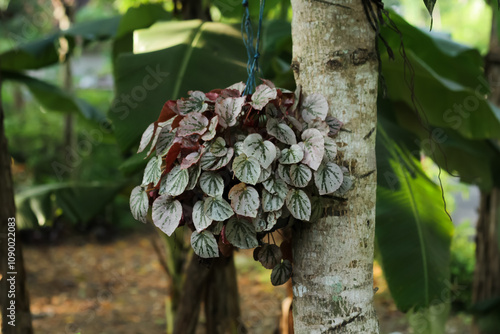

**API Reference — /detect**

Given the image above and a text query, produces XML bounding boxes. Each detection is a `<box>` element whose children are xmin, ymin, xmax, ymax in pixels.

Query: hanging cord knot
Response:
<box><xmin>242</xmin><ymin>0</ymin><xmax>249</xmax><ymax>7</ymax></box>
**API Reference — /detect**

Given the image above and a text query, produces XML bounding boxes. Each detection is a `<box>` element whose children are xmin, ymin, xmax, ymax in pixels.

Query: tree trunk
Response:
<box><xmin>290</xmin><ymin>0</ymin><xmax>379</xmax><ymax>332</ymax></box>
<box><xmin>0</xmin><ymin>59</ymin><xmax>34</xmax><ymax>333</ymax></box>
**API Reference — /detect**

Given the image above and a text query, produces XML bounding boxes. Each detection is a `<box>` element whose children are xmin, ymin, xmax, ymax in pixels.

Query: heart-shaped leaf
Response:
<box><xmin>323</xmin><ymin>137</ymin><xmax>337</xmax><ymax>162</ymax></box>
<box><xmin>277</xmin><ymin>164</ymin><xmax>292</xmax><ymax>185</ymax></box>
<box><xmin>285</xmin><ymin>189</ymin><xmax>311</xmax><ymax>221</ymax></box>
<box><xmin>258</xmin><ymin>244</ymin><xmax>283</xmax><ymax>269</ymax></box>
<box><xmin>204</xmin><ymin>196</ymin><xmax>234</xmax><ymax>221</ymax></box>
<box><xmin>267</xmin><ymin>118</ymin><xmax>297</xmax><ymax>145</ymax></box>
<box><xmin>201</xmin><ymin>115</ymin><xmax>219</xmax><ymax>141</ymax></box>
<box><xmin>300</xmin><ymin>128</ymin><xmax>324</xmax><ymax>170</ymax></box>
<box><xmin>262</xmin><ymin>189</ymin><xmax>286</xmax><ymax>212</ymax></box>
<box><xmin>225</xmin><ymin>217</ymin><xmax>259</xmax><ymax>249</ymax></box>
<box><xmin>186</xmin><ymin>164</ymin><xmax>202</xmax><ymax>190</ymax></box>
<box><xmin>152</xmin><ymin>195</ymin><xmax>183</xmax><ymax>236</ymax></box>
<box><xmin>279</xmin><ymin>144</ymin><xmax>304</xmax><ymax>165</ymax></box>
<box><xmin>177</xmin><ymin>91</ymin><xmax>208</xmax><ymax>115</ymax></box>
<box><xmin>130</xmin><ymin>186</ymin><xmax>148</xmax><ymax>223</ymax></box>
<box><xmin>334</xmin><ymin>168</ymin><xmax>353</xmax><ymax>195</ymax></box>
<box><xmin>227</xmin><ymin>81</ymin><xmax>246</xmax><ymax>94</ymax></box>
<box><xmin>314</xmin><ymin>162</ymin><xmax>344</xmax><ymax>195</ymax></box>
<box><xmin>142</xmin><ymin>155</ymin><xmax>162</xmax><ymax>186</ymax></box>
<box><xmin>262</xmin><ymin>176</ymin><xmax>288</xmax><ymax>195</ymax></box>
<box><xmin>271</xmin><ymin>260</ymin><xmax>292</xmax><ymax>286</ymax></box>
<box><xmin>199</xmin><ymin>172</ymin><xmax>225</xmax><ymax>196</ymax></box>
<box><xmin>252</xmin><ymin>210</ymin><xmax>267</xmax><ymax>232</ymax></box>
<box><xmin>232</xmin><ymin>153</ymin><xmax>261</xmax><ymax>185</ymax></box>
<box><xmin>138</xmin><ymin>122</ymin><xmax>155</xmax><ymax>153</ymax></box>
<box><xmin>164</xmin><ymin>165</ymin><xmax>189</xmax><ymax>196</ymax></box>
<box><xmin>266</xmin><ymin>209</ymin><xmax>282</xmax><ymax>230</ymax></box>
<box><xmin>257</xmin><ymin>165</ymin><xmax>272</xmax><ymax>183</ymax></box>
<box><xmin>156</xmin><ymin>127</ymin><xmax>177</xmax><ymax>157</ymax></box>
<box><xmin>325</xmin><ymin>116</ymin><xmax>343</xmax><ymax>136</ymax></box>
<box><xmin>200</xmin><ymin>151</ymin><xmax>218</xmax><ymax>170</ymax></box>
<box><xmin>307</xmin><ymin>118</ymin><xmax>329</xmax><ymax>136</ymax></box>
<box><xmin>290</xmin><ymin>164</ymin><xmax>312</xmax><ymax>188</ymax></box>
<box><xmin>242</xmin><ymin>133</ymin><xmax>276</xmax><ymax>169</ymax></box>
<box><xmin>208</xmin><ymin>147</ymin><xmax>234</xmax><ymax>170</ymax></box>
<box><xmin>301</xmin><ymin>93</ymin><xmax>328</xmax><ymax>123</ymax></box>
<box><xmin>191</xmin><ymin>230</ymin><xmax>219</xmax><ymax>258</ymax></box>
<box><xmin>250</xmin><ymin>84</ymin><xmax>277</xmax><ymax>110</ymax></box>
<box><xmin>228</xmin><ymin>183</ymin><xmax>260</xmax><ymax>218</ymax></box>
<box><xmin>180</xmin><ymin>149</ymin><xmax>203</xmax><ymax>169</ymax></box>
<box><xmin>209</xmin><ymin>137</ymin><xmax>228</xmax><ymax>157</ymax></box>
<box><xmin>192</xmin><ymin>200</ymin><xmax>213</xmax><ymax>232</ymax></box>
<box><xmin>215</xmin><ymin>96</ymin><xmax>245</xmax><ymax>128</ymax></box>
<box><xmin>177</xmin><ymin>112</ymin><xmax>209</xmax><ymax>137</ymax></box>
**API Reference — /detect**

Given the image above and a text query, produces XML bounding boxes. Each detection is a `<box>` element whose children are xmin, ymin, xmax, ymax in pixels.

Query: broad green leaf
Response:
<box><xmin>262</xmin><ymin>189</ymin><xmax>285</xmax><ymax>212</ymax></box>
<box><xmin>201</xmin><ymin>116</ymin><xmax>219</xmax><ymax>141</ymax></box>
<box><xmin>251</xmin><ymin>84</ymin><xmax>277</xmax><ymax>110</ymax></box>
<box><xmin>209</xmin><ymin>137</ymin><xmax>228</xmax><ymax>157</ymax></box>
<box><xmin>290</xmin><ymin>164</ymin><xmax>312</xmax><ymax>188</ymax></box>
<box><xmin>156</xmin><ymin>127</ymin><xmax>177</xmax><ymax>157</ymax></box>
<box><xmin>177</xmin><ymin>113</ymin><xmax>209</xmax><ymax>137</ymax></box>
<box><xmin>242</xmin><ymin>133</ymin><xmax>276</xmax><ymax>169</ymax></box>
<box><xmin>225</xmin><ymin>217</ymin><xmax>259</xmax><ymax>249</ymax></box>
<box><xmin>301</xmin><ymin>94</ymin><xmax>328</xmax><ymax>123</ymax></box>
<box><xmin>199</xmin><ymin>172</ymin><xmax>225</xmax><ymax>197</ymax></box>
<box><xmin>232</xmin><ymin>153</ymin><xmax>261</xmax><ymax>185</ymax></box>
<box><xmin>277</xmin><ymin>164</ymin><xmax>292</xmax><ymax>185</ymax></box>
<box><xmin>216</xmin><ymin>96</ymin><xmax>246</xmax><ymax>128</ymax></box>
<box><xmin>262</xmin><ymin>176</ymin><xmax>288</xmax><ymax>195</ymax></box>
<box><xmin>142</xmin><ymin>156</ymin><xmax>162</xmax><ymax>186</ymax></box>
<box><xmin>323</xmin><ymin>137</ymin><xmax>338</xmax><ymax>162</ymax></box>
<box><xmin>228</xmin><ymin>183</ymin><xmax>260</xmax><ymax>218</ymax></box>
<box><xmin>192</xmin><ymin>201</ymin><xmax>213</xmax><ymax>232</ymax></box>
<box><xmin>208</xmin><ymin>147</ymin><xmax>234</xmax><ymax>170</ymax></box>
<box><xmin>325</xmin><ymin>116</ymin><xmax>343</xmax><ymax>136</ymax></box>
<box><xmin>152</xmin><ymin>195</ymin><xmax>183</xmax><ymax>236</ymax></box>
<box><xmin>180</xmin><ymin>150</ymin><xmax>202</xmax><ymax>169</ymax></box>
<box><xmin>186</xmin><ymin>165</ymin><xmax>202</xmax><ymax>190</ymax></box>
<box><xmin>300</xmin><ymin>128</ymin><xmax>325</xmax><ymax>170</ymax></box>
<box><xmin>138</xmin><ymin>122</ymin><xmax>155</xmax><ymax>153</ymax></box>
<box><xmin>204</xmin><ymin>196</ymin><xmax>234</xmax><ymax>221</ymax></box>
<box><xmin>314</xmin><ymin>162</ymin><xmax>343</xmax><ymax>195</ymax></box>
<box><xmin>191</xmin><ymin>230</ymin><xmax>219</xmax><ymax>258</ymax></box>
<box><xmin>267</xmin><ymin>118</ymin><xmax>297</xmax><ymax>145</ymax></box>
<box><xmin>177</xmin><ymin>91</ymin><xmax>208</xmax><ymax>115</ymax></box>
<box><xmin>164</xmin><ymin>165</ymin><xmax>189</xmax><ymax>196</ymax></box>
<box><xmin>279</xmin><ymin>144</ymin><xmax>304</xmax><ymax>164</ymax></box>
<box><xmin>258</xmin><ymin>244</ymin><xmax>282</xmax><ymax>269</ymax></box>
<box><xmin>285</xmin><ymin>189</ymin><xmax>311</xmax><ymax>221</ymax></box>
<box><xmin>271</xmin><ymin>260</ymin><xmax>292</xmax><ymax>286</ymax></box>
<box><xmin>130</xmin><ymin>186</ymin><xmax>149</xmax><ymax>223</ymax></box>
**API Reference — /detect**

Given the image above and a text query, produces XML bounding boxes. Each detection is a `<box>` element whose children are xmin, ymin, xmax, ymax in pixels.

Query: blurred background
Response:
<box><xmin>0</xmin><ymin>0</ymin><xmax>499</xmax><ymax>333</ymax></box>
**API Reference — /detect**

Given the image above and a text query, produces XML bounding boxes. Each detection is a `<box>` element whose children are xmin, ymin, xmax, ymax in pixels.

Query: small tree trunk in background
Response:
<box><xmin>0</xmin><ymin>59</ymin><xmax>34</xmax><ymax>334</ymax></box>
<box><xmin>290</xmin><ymin>0</ymin><xmax>379</xmax><ymax>332</ymax></box>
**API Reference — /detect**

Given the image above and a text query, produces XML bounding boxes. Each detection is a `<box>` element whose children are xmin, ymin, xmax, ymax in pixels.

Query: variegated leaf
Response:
<box><xmin>266</xmin><ymin>209</ymin><xmax>282</xmax><ymax>230</ymax></box>
<box><xmin>204</xmin><ymin>196</ymin><xmax>234</xmax><ymax>221</ymax></box>
<box><xmin>199</xmin><ymin>172</ymin><xmax>225</xmax><ymax>197</ymax></box>
<box><xmin>200</xmin><ymin>151</ymin><xmax>218</xmax><ymax>170</ymax></box>
<box><xmin>242</xmin><ymin>133</ymin><xmax>276</xmax><ymax>169</ymax></box>
<box><xmin>177</xmin><ymin>113</ymin><xmax>209</xmax><ymax>137</ymax></box>
<box><xmin>130</xmin><ymin>186</ymin><xmax>148</xmax><ymax>223</ymax></box>
<box><xmin>277</xmin><ymin>164</ymin><xmax>292</xmax><ymax>185</ymax></box>
<box><xmin>146</xmin><ymin>124</ymin><xmax>164</xmax><ymax>156</ymax></box>
<box><xmin>152</xmin><ymin>195</ymin><xmax>183</xmax><ymax>236</ymax></box>
<box><xmin>250</xmin><ymin>84</ymin><xmax>277</xmax><ymax>110</ymax></box>
<box><xmin>234</xmin><ymin>141</ymin><xmax>244</xmax><ymax>156</ymax></box>
<box><xmin>138</xmin><ymin>122</ymin><xmax>155</xmax><ymax>153</ymax></box>
<box><xmin>271</xmin><ymin>260</ymin><xmax>292</xmax><ymax>286</ymax></box>
<box><xmin>211</xmin><ymin>221</ymin><xmax>224</xmax><ymax>235</ymax></box>
<box><xmin>323</xmin><ymin>136</ymin><xmax>337</xmax><ymax>162</ymax></box>
<box><xmin>334</xmin><ymin>168</ymin><xmax>353</xmax><ymax>195</ymax></box>
<box><xmin>227</xmin><ymin>81</ymin><xmax>246</xmax><ymax>94</ymax></box>
<box><xmin>290</xmin><ymin>164</ymin><xmax>312</xmax><ymax>188</ymax></box>
<box><xmin>257</xmin><ymin>165</ymin><xmax>272</xmax><ymax>183</ymax></box>
<box><xmin>262</xmin><ymin>189</ymin><xmax>285</xmax><ymax>212</ymax></box>
<box><xmin>191</xmin><ymin>230</ymin><xmax>219</xmax><ymax>258</ymax></box>
<box><xmin>252</xmin><ymin>212</ymin><xmax>267</xmax><ymax>232</ymax></box>
<box><xmin>285</xmin><ymin>189</ymin><xmax>311</xmax><ymax>221</ymax></box>
<box><xmin>192</xmin><ymin>201</ymin><xmax>213</xmax><ymax>232</ymax></box>
<box><xmin>279</xmin><ymin>144</ymin><xmax>304</xmax><ymax>165</ymax></box>
<box><xmin>180</xmin><ymin>150</ymin><xmax>202</xmax><ymax>169</ymax></box>
<box><xmin>300</xmin><ymin>128</ymin><xmax>324</xmax><ymax>170</ymax></box>
<box><xmin>201</xmin><ymin>115</ymin><xmax>219</xmax><ymax>141</ymax></box>
<box><xmin>262</xmin><ymin>176</ymin><xmax>288</xmax><ymax>196</ymax></box>
<box><xmin>177</xmin><ymin>91</ymin><xmax>208</xmax><ymax>115</ymax></box>
<box><xmin>215</xmin><ymin>96</ymin><xmax>246</xmax><ymax>128</ymax></box>
<box><xmin>310</xmin><ymin>196</ymin><xmax>325</xmax><ymax>222</ymax></box>
<box><xmin>301</xmin><ymin>93</ymin><xmax>328</xmax><ymax>123</ymax></box>
<box><xmin>307</xmin><ymin>118</ymin><xmax>330</xmax><ymax>136</ymax></box>
<box><xmin>325</xmin><ymin>116</ymin><xmax>343</xmax><ymax>136</ymax></box>
<box><xmin>232</xmin><ymin>153</ymin><xmax>261</xmax><ymax>185</ymax></box>
<box><xmin>164</xmin><ymin>165</ymin><xmax>189</xmax><ymax>196</ymax></box>
<box><xmin>142</xmin><ymin>156</ymin><xmax>162</xmax><ymax>186</ymax></box>
<box><xmin>156</xmin><ymin>127</ymin><xmax>177</xmax><ymax>157</ymax></box>
<box><xmin>186</xmin><ymin>165</ymin><xmax>201</xmax><ymax>190</ymax></box>
<box><xmin>209</xmin><ymin>137</ymin><xmax>228</xmax><ymax>157</ymax></box>
<box><xmin>228</xmin><ymin>183</ymin><xmax>260</xmax><ymax>218</ymax></box>
<box><xmin>314</xmin><ymin>162</ymin><xmax>343</xmax><ymax>195</ymax></box>
<box><xmin>258</xmin><ymin>244</ymin><xmax>282</xmax><ymax>269</ymax></box>
<box><xmin>266</xmin><ymin>118</ymin><xmax>297</xmax><ymax>145</ymax></box>
<box><xmin>208</xmin><ymin>147</ymin><xmax>234</xmax><ymax>171</ymax></box>
<box><xmin>225</xmin><ymin>217</ymin><xmax>258</xmax><ymax>249</ymax></box>
<box><xmin>286</xmin><ymin>115</ymin><xmax>303</xmax><ymax>132</ymax></box>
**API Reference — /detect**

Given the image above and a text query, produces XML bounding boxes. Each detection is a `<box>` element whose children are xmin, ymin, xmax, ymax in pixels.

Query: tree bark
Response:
<box><xmin>290</xmin><ymin>0</ymin><xmax>379</xmax><ymax>332</ymax></box>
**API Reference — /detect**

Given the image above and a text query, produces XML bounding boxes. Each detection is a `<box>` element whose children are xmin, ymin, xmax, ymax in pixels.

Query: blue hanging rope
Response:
<box><xmin>241</xmin><ymin>0</ymin><xmax>265</xmax><ymax>95</ymax></box>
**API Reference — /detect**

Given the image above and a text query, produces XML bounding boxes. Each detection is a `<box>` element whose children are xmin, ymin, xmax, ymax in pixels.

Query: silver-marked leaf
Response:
<box><xmin>215</xmin><ymin>96</ymin><xmax>245</xmax><ymax>128</ymax></box>
<box><xmin>146</xmin><ymin>124</ymin><xmax>164</xmax><ymax>156</ymax></box>
<box><xmin>267</xmin><ymin>118</ymin><xmax>297</xmax><ymax>145</ymax></box>
<box><xmin>300</xmin><ymin>128</ymin><xmax>325</xmax><ymax>170</ymax></box>
<box><xmin>227</xmin><ymin>81</ymin><xmax>246</xmax><ymax>94</ymax></box>
<box><xmin>334</xmin><ymin>168</ymin><xmax>353</xmax><ymax>195</ymax></box>
<box><xmin>271</xmin><ymin>260</ymin><xmax>292</xmax><ymax>286</ymax></box>
<box><xmin>325</xmin><ymin>116</ymin><xmax>343</xmax><ymax>136</ymax></box>
<box><xmin>286</xmin><ymin>115</ymin><xmax>303</xmax><ymax>132</ymax></box>
<box><xmin>258</xmin><ymin>244</ymin><xmax>282</xmax><ymax>269</ymax></box>
<box><xmin>323</xmin><ymin>137</ymin><xmax>338</xmax><ymax>162</ymax></box>
<box><xmin>199</xmin><ymin>172</ymin><xmax>224</xmax><ymax>197</ymax></box>
<box><xmin>301</xmin><ymin>93</ymin><xmax>328</xmax><ymax>123</ymax></box>
<box><xmin>191</xmin><ymin>230</ymin><xmax>219</xmax><ymax>258</ymax></box>
<box><xmin>177</xmin><ymin>91</ymin><xmax>208</xmax><ymax>115</ymax></box>
<box><xmin>142</xmin><ymin>156</ymin><xmax>162</xmax><ymax>186</ymax></box>
<box><xmin>204</xmin><ymin>196</ymin><xmax>234</xmax><ymax>221</ymax></box>
<box><xmin>265</xmin><ymin>103</ymin><xmax>280</xmax><ymax>118</ymax></box>
<box><xmin>232</xmin><ymin>154</ymin><xmax>261</xmax><ymax>185</ymax></box>
<box><xmin>262</xmin><ymin>176</ymin><xmax>288</xmax><ymax>196</ymax></box>
<box><xmin>257</xmin><ymin>165</ymin><xmax>272</xmax><ymax>183</ymax></box>
<box><xmin>177</xmin><ymin>113</ymin><xmax>209</xmax><ymax>137</ymax></box>
<box><xmin>164</xmin><ymin>165</ymin><xmax>189</xmax><ymax>196</ymax></box>
<box><xmin>279</xmin><ymin>144</ymin><xmax>304</xmax><ymax>165</ymax></box>
<box><xmin>186</xmin><ymin>165</ymin><xmax>201</xmax><ymax>190</ymax></box>
<box><xmin>277</xmin><ymin>164</ymin><xmax>292</xmax><ymax>185</ymax></box>
<box><xmin>252</xmin><ymin>210</ymin><xmax>267</xmax><ymax>232</ymax></box>
<box><xmin>285</xmin><ymin>189</ymin><xmax>311</xmax><ymax>221</ymax></box>
<box><xmin>266</xmin><ymin>209</ymin><xmax>282</xmax><ymax>230</ymax></box>
<box><xmin>152</xmin><ymin>195</ymin><xmax>183</xmax><ymax>236</ymax></box>
<box><xmin>290</xmin><ymin>164</ymin><xmax>312</xmax><ymax>188</ymax></box>
<box><xmin>200</xmin><ymin>151</ymin><xmax>218</xmax><ymax>170</ymax></box>
<box><xmin>181</xmin><ymin>150</ymin><xmax>202</xmax><ymax>169</ymax></box>
<box><xmin>201</xmin><ymin>116</ymin><xmax>219</xmax><ymax>141</ymax></box>
<box><xmin>208</xmin><ymin>147</ymin><xmax>234</xmax><ymax>171</ymax></box>
<box><xmin>193</xmin><ymin>200</ymin><xmax>214</xmax><ymax>232</ymax></box>
<box><xmin>225</xmin><ymin>217</ymin><xmax>258</xmax><ymax>249</ymax></box>
<box><xmin>242</xmin><ymin>133</ymin><xmax>276</xmax><ymax>169</ymax></box>
<box><xmin>130</xmin><ymin>186</ymin><xmax>148</xmax><ymax>223</ymax></box>
<box><xmin>156</xmin><ymin>127</ymin><xmax>177</xmax><ymax>157</ymax></box>
<box><xmin>234</xmin><ymin>141</ymin><xmax>244</xmax><ymax>156</ymax></box>
<box><xmin>262</xmin><ymin>189</ymin><xmax>285</xmax><ymax>212</ymax></box>
<box><xmin>209</xmin><ymin>137</ymin><xmax>227</xmax><ymax>157</ymax></box>
<box><xmin>138</xmin><ymin>122</ymin><xmax>155</xmax><ymax>153</ymax></box>
<box><xmin>250</xmin><ymin>84</ymin><xmax>277</xmax><ymax>110</ymax></box>
<box><xmin>307</xmin><ymin>118</ymin><xmax>329</xmax><ymax>136</ymax></box>
<box><xmin>211</xmin><ymin>221</ymin><xmax>224</xmax><ymax>235</ymax></box>
<box><xmin>314</xmin><ymin>162</ymin><xmax>343</xmax><ymax>195</ymax></box>
<box><xmin>228</xmin><ymin>183</ymin><xmax>260</xmax><ymax>218</ymax></box>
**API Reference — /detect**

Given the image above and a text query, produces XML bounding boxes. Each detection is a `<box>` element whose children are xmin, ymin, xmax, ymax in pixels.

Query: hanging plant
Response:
<box><xmin>129</xmin><ymin>80</ymin><xmax>352</xmax><ymax>285</ymax></box>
